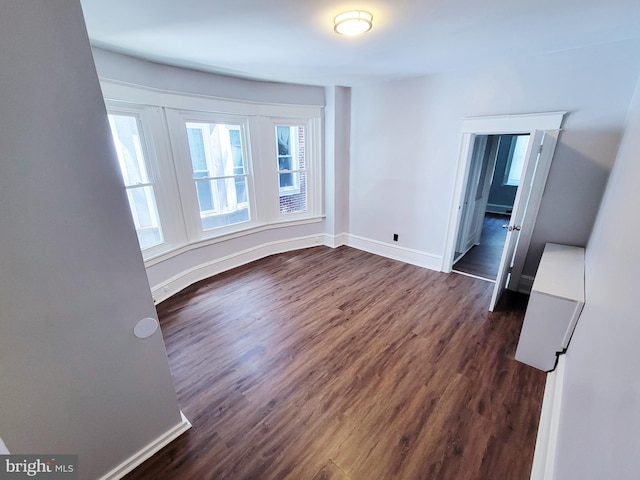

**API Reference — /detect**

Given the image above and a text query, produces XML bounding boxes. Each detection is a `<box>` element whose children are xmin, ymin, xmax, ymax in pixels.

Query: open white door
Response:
<box><xmin>443</xmin><ymin>111</ymin><xmax>565</xmax><ymax>281</ymax></box>
<box><xmin>489</xmin><ymin>130</ymin><xmax>547</xmax><ymax>311</ymax></box>
<box><xmin>455</xmin><ymin>136</ymin><xmax>488</xmax><ymax>260</ymax></box>
<box><xmin>507</xmin><ymin>131</ymin><xmax>559</xmax><ymax>290</ymax></box>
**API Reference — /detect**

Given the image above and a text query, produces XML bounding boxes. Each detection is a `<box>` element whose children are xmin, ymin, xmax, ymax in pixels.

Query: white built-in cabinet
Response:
<box><xmin>515</xmin><ymin>243</ymin><xmax>585</xmax><ymax>371</ymax></box>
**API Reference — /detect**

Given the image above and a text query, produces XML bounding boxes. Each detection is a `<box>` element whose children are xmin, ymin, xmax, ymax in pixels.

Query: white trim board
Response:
<box><xmin>100</xmin><ymin>79</ymin><xmax>323</xmax><ymax>118</ymax></box>
<box><xmin>530</xmin><ymin>354</ymin><xmax>566</xmax><ymax>480</ymax></box>
<box><xmin>486</xmin><ymin>203</ymin><xmax>513</xmax><ymax>215</ymax></box>
<box><xmin>151</xmin><ymin>233</ymin><xmax>440</xmax><ymax>304</ymax></box>
<box><xmin>144</xmin><ymin>217</ymin><xmax>325</xmax><ymax>267</ymax></box>
<box><xmin>324</xmin><ymin>232</ymin><xmax>348</xmax><ymax>249</ymax></box>
<box><xmin>152</xmin><ymin>234</ymin><xmax>325</xmax><ymax>304</ymax></box>
<box><xmin>346</xmin><ymin>234</ymin><xmax>442</xmax><ymax>271</ymax></box>
<box><xmin>519</xmin><ymin>275</ymin><xmax>535</xmax><ymax>294</ymax></box>
<box><xmin>451</xmin><ymin>269</ymin><xmax>496</xmax><ymax>283</ymax></box>
<box><xmin>461</xmin><ymin>112</ymin><xmax>565</xmax><ymax>134</ymax></box>
<box><xmin>98</xmin><ymin>411</ymin><xmax>191</xmax><ymax>480</ymax></box>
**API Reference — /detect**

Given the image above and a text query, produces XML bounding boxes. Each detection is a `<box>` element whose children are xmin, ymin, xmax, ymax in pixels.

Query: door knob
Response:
<box><xmin>502</xmin><ymin>225</ymin><xmax>522</xmax><ymax>232</ymax></box>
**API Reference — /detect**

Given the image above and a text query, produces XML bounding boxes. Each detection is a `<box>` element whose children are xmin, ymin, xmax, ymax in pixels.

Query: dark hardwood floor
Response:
<box><xmin>453</xmin><ymin>213</ymin><xmax>510</xmax><ymax>280</ymax></box>
<box><xmin>124</xmin><ymin>246</ymin><xmax>545</xmax><ymax>480</ymax></box>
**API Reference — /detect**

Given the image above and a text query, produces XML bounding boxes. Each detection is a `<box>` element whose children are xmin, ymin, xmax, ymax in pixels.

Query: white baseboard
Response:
<box><xmin>346</xmin><ymin>234</ymin><xmax>442</xmax><ymax>271</ymax></box>
<box><xmin>486</xmin><ymin>203</ymin><xmax>513</xmax><ymax>215</ymax></box>
<box><xmin>152</xmin><ymin>235</ymin><xmax>324</xmax><ymax>303</ymax></box>
<box><xmin>530</xmin><ymin>354</ymin><xmax>566</xmax><ymax>480</ymax></box>
<box><xmin>324</xmin><ymin>232</ymin><xmax>348</xmax><ymax>248</ymax></box>
<box><xmin>518</xmin><ymin>274</ymin><xmax>535</xmax><ymax>294</ymax></box>
<box><xmin>98</xmin><ymin>411</ymin><xmax>191</xmax><ymax>480</ymax></box>
<box><xmin>151</xmin><ymin>233</ymin><xmax>441</xmax><ymax>304</ymax></box>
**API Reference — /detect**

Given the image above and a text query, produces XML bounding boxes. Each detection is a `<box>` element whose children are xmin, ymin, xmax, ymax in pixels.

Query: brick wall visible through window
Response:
<box><xmin>279</xmin><ymin>126</ymin><xmax>307</xmax><ymax>214</ymax></box>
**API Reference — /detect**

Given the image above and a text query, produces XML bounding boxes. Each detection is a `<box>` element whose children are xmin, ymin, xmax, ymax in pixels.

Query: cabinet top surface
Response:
<box><xmin>532</xmin><ymin>243</ymin><xmax>585</xmax><ymax>302</ymax></box>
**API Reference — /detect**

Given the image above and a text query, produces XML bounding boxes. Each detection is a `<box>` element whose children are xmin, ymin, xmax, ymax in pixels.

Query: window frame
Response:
<box><xmin>166</xmin><ymin>109</ymin><xmax>258</xmax><ymax>242</ymax></box>
<box><xmin>101</xmin><ymin>80</ymin><xmax>324</xmax><ymax>265</ymax></box>
<box><xmin>276</xmin><ymin>125</ymin><xmax>302</xmax><ymax>196</ymax></box>
<box><xmin>104</xmin><ymin>101</ymin><xmax>184</xmax><ymax>259</ymax></box>
<box><xmin>269</xmin><ymin>117</ymin><xmax>321</xmax><ymax>221</ymax></box>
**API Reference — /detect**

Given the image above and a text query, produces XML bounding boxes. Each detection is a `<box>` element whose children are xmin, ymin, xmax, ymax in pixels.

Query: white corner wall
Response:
<box><xmin>0</xmin><ymin>2</ymin><xmax>185</xmax><ymax>479</ymax></box>
<box><xmin>349</xmin><ymin>39</ymin><xmax>640</xmax><ymax>276</ymax></box>
<box><xmin>549</xmin><ymin>76</ymin><xmax>640</xmax><ymax>479</ymax></box>
<box><xmin>324</xmin><ymin>86</ymin><xmax>351</xmax><ymax>244</ymax></box>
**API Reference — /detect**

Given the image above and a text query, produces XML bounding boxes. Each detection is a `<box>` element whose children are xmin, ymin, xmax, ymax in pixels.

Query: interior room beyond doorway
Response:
<box><xmin>453</xmin><ymin>134</ymin><xmax>530</xmax><ymax>281</ymax></box>
<box><xmin>453</xmin><ymin>212</ymin><xmax>509</xmax><ymax>279</ymax></box>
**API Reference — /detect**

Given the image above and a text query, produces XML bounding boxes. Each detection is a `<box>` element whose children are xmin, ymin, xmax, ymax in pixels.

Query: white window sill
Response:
<box><xmin>143</xmin><ymin>215</ymin><xmax>325</xmax><ymax>267</ymax></box>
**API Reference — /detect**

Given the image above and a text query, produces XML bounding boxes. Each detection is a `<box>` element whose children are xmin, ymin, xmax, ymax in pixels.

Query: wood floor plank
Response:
<box><xmin>311</xmin><ymin>460</ymin><xmax>352</xmax><ymax>480</ymax></box>
<box><xmin>453</xmin><ymin>213</ymin><xmax>509</xmax><ymax>280</ymax></box>
<box><xmin>123</xmin><ymin>246</ymin><xmax>545</xmax><ymax>480</ymax></box>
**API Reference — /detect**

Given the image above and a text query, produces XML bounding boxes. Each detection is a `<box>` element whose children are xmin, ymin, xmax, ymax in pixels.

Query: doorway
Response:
<box><xmin>452</xmin><ymin>134</ymin><xmax>530</xmax><ymax>281</ymax></box>
<box><xmin>453</xmin><ymin>212</ymin><xmax>509</xmax><ymax>279</ymax></box>
<box><xmin>442</xmin><ymin>112</ymin><xmax>565</xmax><ymax>311</ymax></box>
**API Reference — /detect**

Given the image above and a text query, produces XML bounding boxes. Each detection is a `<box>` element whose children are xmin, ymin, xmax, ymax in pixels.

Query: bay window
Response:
<box><xmin>103</xmin><ymin>80</ymin><xmax>323</xmax><ymax>260</ymax></box>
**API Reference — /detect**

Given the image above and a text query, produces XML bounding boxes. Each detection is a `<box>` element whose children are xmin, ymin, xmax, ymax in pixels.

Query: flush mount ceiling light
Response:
<box><xmin>334</xmin><ymin>10</ymin><xmax>373</xmax><ymax>36</ymax></box>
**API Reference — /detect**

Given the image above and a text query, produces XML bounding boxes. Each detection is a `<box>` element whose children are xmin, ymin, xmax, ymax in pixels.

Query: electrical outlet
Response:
<box><xmin>393</xmin><ymin>233</ymin><xmax>399</xmax><ymax>242</ymax></box>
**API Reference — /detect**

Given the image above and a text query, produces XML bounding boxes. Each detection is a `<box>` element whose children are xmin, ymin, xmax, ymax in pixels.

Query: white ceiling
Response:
<box><xmin>80</xmin><ymin>0</ymin><xmax>640</xmax><ymax>86</ymax></box>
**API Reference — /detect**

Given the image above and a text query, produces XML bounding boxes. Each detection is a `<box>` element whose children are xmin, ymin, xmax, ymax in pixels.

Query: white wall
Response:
<box><xmin>143</xmin><ymin>223</ymin><xmax>327</xmax><ymax>302</ymax></box>
<box><xmin>550</xmin><ymin>77</ymin><xmax>640</xmax><ymax>479</ymax></box>
<box><xmin>92</xmin><ymin>48</ymin><xmax>325</xmax><ymax>107</ymax></box>
<box><xmin>324</xmin><ymin>86</ymin><xmax>351</xmax><ymax>242</ymax></box>
<box><xmin>349</xmin><ymin>39</ymin><xmax>640</xmax><ymax>276</ymax></box>
<box><xmin>0</xmin><ymin>2</ymin><xmax>184</xmax><ymax>478</ymax></box>
<box><xmin>95</xmin><ymin>38</ymin><xmax>640</xmax><ymax>293</ymax></box>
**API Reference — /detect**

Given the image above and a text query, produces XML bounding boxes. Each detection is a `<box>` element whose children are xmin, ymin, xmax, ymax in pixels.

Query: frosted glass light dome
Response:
<box><xmin>334</xmin><ymin>11</ymin><xmax>373</xmax><ymax>36</ymax></box>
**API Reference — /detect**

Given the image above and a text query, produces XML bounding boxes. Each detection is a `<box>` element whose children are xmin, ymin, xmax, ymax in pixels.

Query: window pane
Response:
<box><xmin>234</xmin><ymin>177</ymin><xmax>247</xmax><ymax>204</ymax></box>
<box><xmin>278</xmin><ymin>155</ymin><xmax>293</xmax><ymax>171</ymax></box>
<box><xmin>108</xmin><ymin>114</ymin><xmax>150</xmax><ymax>186</ymax></box>
<box><xmin>279</xmin><ymin>172</ymin><xmax>307</xmax><ymax>214</ymax></box>
<box><xmin>107</xmin><ymin>113</ymin><xmax>164</xmax><ymax>251</ymax></box>
<box><xmin>125</xmin><ymin>186</ymin><xmax>164</xmax><ymax>250</ymax></box>
<box><xmin>279</xmin><ymin>170</ymin><xmax>294</xmax><ymax>189</ymax></box>
<box><xmin>195</xmin><ymin>179</ymin><xmax>214</xmax><ymax>212</ymax></box>
<box><xmin>276</xmin><ymin>125</ymin><xmax>305</xmax><ymax>203</ymax></box>
<box><xmin>185</xmin><ymin>122</ymin><xmax>251</xmax><ymax>232</ymax></box>
<box><xmin>187</xmin><ymin>128</ymin><xmax>208</xmax><ymax>175</ymax></box>
<box><xmin>195</xmin><ymin>177</ymin><xmax>250</xmax><ymax>230</ymax></box>
<box><xmin>277</xmin><ymin>126</ymin><xmax>291</xmax><ymax>156</ymax></box>
<box><xmin>506</xmin><ymin>135</ymin><xmax>530</xmax><ymax>186</ymax></box>
<box><xmin>186</xmin><ymin>123</ymin><xmax>245</xmax><ymax>178</ymax></box>
<box><xmin>229</xmin><ymin>129</ymin><xmax>245</xmax><ymax>175</ymax></box>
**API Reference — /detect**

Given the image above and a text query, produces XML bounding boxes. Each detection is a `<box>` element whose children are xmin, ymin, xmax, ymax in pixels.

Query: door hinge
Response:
<box><xmin>539</xmin><ymin>144</ymin><xmax>544</xmax><ymax>154</ymax></box>
<box><xmin>508</xmin><ymin>266</ymin><xmax>513</xmax><ymax>274</ymax></box>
